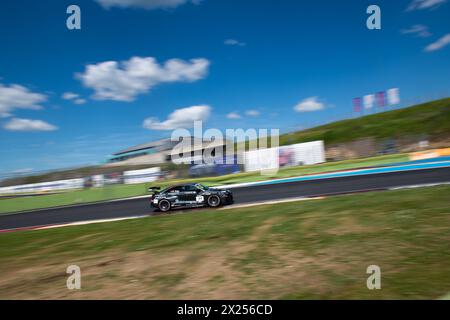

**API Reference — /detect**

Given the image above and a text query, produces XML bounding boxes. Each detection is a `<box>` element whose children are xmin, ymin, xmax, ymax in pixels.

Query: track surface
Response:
<box><xmin>1</xmin><ymin>167</ymin><xmax>450</xmax><ymax>230</ymax></box>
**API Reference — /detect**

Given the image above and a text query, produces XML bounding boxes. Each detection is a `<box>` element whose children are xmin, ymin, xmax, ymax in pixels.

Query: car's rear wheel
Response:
<box><xmin>158</xmin><ymin>200</ymin><xmax>171</xmax><ymax>212</ymax></box>
<box><xmin>207</xmin><ymin>195</ymin><xmax>221</xmax><ymax>207</ymax></box>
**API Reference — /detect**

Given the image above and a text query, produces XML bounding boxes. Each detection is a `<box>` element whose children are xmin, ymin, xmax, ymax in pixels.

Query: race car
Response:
<box><xmin>149</xmin><ymin>183</ymin><xmax>234</xmax><ymax>212</ymax></box>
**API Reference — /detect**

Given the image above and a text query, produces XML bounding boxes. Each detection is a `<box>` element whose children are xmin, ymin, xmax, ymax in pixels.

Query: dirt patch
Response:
<box><xmin>0</xmin><ymin>217</ymin><xmax>331</xmax><ymax>299</ymax></box>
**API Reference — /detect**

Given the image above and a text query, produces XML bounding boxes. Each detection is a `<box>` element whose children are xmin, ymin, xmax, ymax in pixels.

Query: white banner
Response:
<box><xmin>123</xmin><ymin>167</ymin><xmax>161</xmax><ymax>184</ymax></box>
<box><xmin>0</xmin><ymin>178</ymin><xmax>85</xmax><ymax>195</ymax></box>
<box><xmin>244</xmin><ymin>140</ymin><xmax>325</xmax><ymax>173</ymax></box>
<box><xmin>364</xmin><ymin>94</ymin><xmax>375</xmax><ymax>109</ymax></box>
<box><xmin>387</xmin><ymin>88</ymin><xmax>400</xmax><ymax>105</ymax></box>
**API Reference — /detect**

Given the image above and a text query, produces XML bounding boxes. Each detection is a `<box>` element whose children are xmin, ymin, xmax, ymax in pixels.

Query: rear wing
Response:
<box><xmin>148</xmin><ymin>186</ymin><xmax>161</xmax><ymax>193</ymax></box>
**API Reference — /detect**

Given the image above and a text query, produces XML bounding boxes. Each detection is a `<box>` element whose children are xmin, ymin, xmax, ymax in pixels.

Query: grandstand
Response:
<box><xmin>105</xmin><ymin>136</ymin><xmax>230</xmax><ymax>167</ymax></box>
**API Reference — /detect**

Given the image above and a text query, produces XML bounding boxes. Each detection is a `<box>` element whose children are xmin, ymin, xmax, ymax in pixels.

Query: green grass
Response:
<box><xmin>0</xmin><ymin>153</ymin><xmax>408</xmax><ymax>214</ymax></box>
<box><xmin>1</xmin><ymin>185</ymin><xmax>449</xmax><ymax>299</ymax></box>
<box><xmin>278</xmin><ymin>98</ymin><xmax>450</xmax><ymax>145</ymax></box>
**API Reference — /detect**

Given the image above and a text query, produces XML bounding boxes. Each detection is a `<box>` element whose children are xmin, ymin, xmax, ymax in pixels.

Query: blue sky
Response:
<box><xmin>0</xmin><ymin>0</ymin><xmax>449</xmax><ymax>175</ymax></box>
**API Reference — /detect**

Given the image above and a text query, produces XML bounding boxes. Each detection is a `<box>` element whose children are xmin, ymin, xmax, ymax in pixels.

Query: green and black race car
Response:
<box><xmin>149</xmin><ymin>183</ymin><xmax>234</xmax><ymax>212</ymax></box>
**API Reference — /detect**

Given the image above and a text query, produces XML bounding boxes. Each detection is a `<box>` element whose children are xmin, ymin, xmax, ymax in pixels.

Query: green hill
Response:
<box><xmin>279</xmin><ymin>98</ymin><xmax>450</xmax><ymax>146</ymax></box>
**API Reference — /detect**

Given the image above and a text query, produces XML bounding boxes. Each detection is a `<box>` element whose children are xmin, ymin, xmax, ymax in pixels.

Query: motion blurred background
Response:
<box><xmin>0</xmin><ymin>0</ymin><xmax>449</xmax><ymax>299</ymax></box>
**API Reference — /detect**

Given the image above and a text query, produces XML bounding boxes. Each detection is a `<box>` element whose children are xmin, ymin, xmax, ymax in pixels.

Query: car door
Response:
<box><xmin>183</xmin><ymin>185</ymin><xmax>200</xmax><ymax>203</ymax></box>
<box><xmin>166</xmin><ymin>186</ymin><xmax>185</xmax><ymax>204</ymax></box>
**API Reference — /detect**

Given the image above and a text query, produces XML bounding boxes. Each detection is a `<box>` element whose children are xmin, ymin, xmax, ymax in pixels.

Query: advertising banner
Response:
<box><xmin>123</xmin><ymin>167</ymin><xmax>161</xmax><ymax>184</ymax></box>
<box><xmin>244</xmin><ymin>141</ymin><xmax>325</xmax><ymax>173</ymax></box>
<box><xmin>0</xmin><ymin>178</ymin><xmax>85</xmax><ymax>195</ymax></box>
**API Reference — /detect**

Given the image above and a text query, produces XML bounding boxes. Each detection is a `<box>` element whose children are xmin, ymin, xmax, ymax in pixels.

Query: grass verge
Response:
<box><xmin>0</xmin><ymin>185</ymin><xmax>449</xmax><ymax>299</ymax></box>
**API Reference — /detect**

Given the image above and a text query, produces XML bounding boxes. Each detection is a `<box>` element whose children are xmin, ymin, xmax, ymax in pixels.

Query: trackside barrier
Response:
<box><xmin>0</xmin><ymin>178</ymin><xmax>85</xmax><ymax>195</ymax></box>
<box><xmin>123</xmin><ymin>167</ymin><xmax>161</xmax><ymax>184</ymax></box>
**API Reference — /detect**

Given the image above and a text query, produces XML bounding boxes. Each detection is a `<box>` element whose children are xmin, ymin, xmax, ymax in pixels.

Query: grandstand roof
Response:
<box><xmin>113</xmin><ymin>136</ymin><xmax>228</xmax><ymax>156</ymax></box>
<box><xmin>113</xmin><ymin>138</ymin><xmax>172</xmax><ymax>156</ymax></box>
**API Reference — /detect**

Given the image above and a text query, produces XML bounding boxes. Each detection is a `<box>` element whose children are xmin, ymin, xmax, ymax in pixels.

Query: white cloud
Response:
<box><xmin>293</xmin><ymin>97</ymin><xmax>325</xmax><ymax>112</ymax></box>
<box><xmin>245</xmin><ymin>110</ymin><xmax>260</xmax><ymax>117</ymax></box>
<box><xmin>143</xmin><ymin>105</ymin><xmax>210</xmax><ymax>130</ymax></box>
<box><xmin>3</xmin><ymin>118</ymin><xmax>58</xmax><ymax>132</ymax></box>
<box><xmin>0</xmin><ymin>84</ymin><xmax>47</xmax><ymax>118</ymax></box>
<box><xmin>77</xmin><ymin>56</ymin><xmax>210</xmax><ymax>101</ymax></box>
<box><xmin>62</xmin><ymin>92</ymin><xmax>86</xmax><ymax>105</ymax></box>
<box><xmin>224</xmin><ymin>39</ymin><xmax>246</xmax><ymax>46</ymax></box>
<box><xmin>62</xmin><ymin>92</ymin><xmax>79</xmax><ymax>100</ymax></box>
<box><xmin>73</xmin><ymin>98</ymin><xmax>87</xmax><ymax>105</ymax></box>
<box><xmin>400</xmin><ymin>24</ymin><xmax>432</xmax><ymax>37</ymax></box>
<box><xmin>226</xmin><ymin>112</ymin><xmax>241</xmax><ymax>119</ymax></box>
<box><xmin>424</xmin><ymin>34</ymin><xmax>450</xmax><ymax>52</ymax></box>
<box><xmin>407</xmin><ymin>0</ymin><xmax>447</xmax><ymax>11</ymax></box>
<box><xmin>95</xmin><ymin>0</ymin><xmax>201</xmax><ymax>10</ymax></box>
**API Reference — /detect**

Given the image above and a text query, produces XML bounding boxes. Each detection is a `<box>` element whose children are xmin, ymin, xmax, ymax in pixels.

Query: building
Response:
<box><xmin>104</xmin><ymin>136</ymin><xmax>230</xmax><ymax>167</ymax></box>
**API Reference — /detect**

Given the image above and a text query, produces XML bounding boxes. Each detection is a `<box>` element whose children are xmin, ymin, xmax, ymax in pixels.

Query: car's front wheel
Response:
<box><xmin>158</xmin><ymin>199</ymin><xmax>171</xmax><ymax>212</ymax></box>
<box><xmin>207</xmin><ymin>195</ymin><xmax>221</xmax><ymax>208</ymax></box>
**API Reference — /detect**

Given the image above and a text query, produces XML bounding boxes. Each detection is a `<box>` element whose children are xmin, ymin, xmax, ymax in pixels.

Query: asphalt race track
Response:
<box><xmin>1</xmin><ymin>167</ymin><xmax>450</xmax><ymax>231</ymax></box>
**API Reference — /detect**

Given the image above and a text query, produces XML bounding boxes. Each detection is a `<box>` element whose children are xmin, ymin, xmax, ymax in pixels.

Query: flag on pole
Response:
<box><xmin>387</xmin><ymin>88</ymin><xmax>400</xmax><ymax>105</ymax></box>
<box><xmin>353</xmin><ymin>97</ymin><xmax>362</xmax><ymax>113</ymax></box>
<box><xmin>363</xmin><ymin>94</ymin><xmax>375</xmax><ymax>109</ymax></box>
<box><xmin>376</xmin><ymin>91</ymin><xmax>385</xmax><ymax>108</ymax></box>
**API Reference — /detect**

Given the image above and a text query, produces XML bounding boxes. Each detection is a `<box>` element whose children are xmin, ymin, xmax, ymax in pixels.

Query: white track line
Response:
<box><xmin>0</xmin><ymin>215</ymin><xmax>149</xmax><ymax>233</ymax></box>
<box><xmin>38</xmin><ymin>215</ymin><xmax>149</xmax><ymax>230</ymax></box>
<box><xmin>219</xmin><ymin>196</ymin><xmax>325</xmax><ymax>210</ymax></box>
<box><xmin>108</xmin><ymin>195</ymin><xmax>151</xmax><ymax>202</ymax></box>
<box><xmin>388</xmin><ymin>181</ymin><xmax>450</xmax><ymax>190</ymax></box>
<box><xmin>0</xmin><ymin>195</ymin><xmax>153</xmax><ymax>217</ymax></box>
